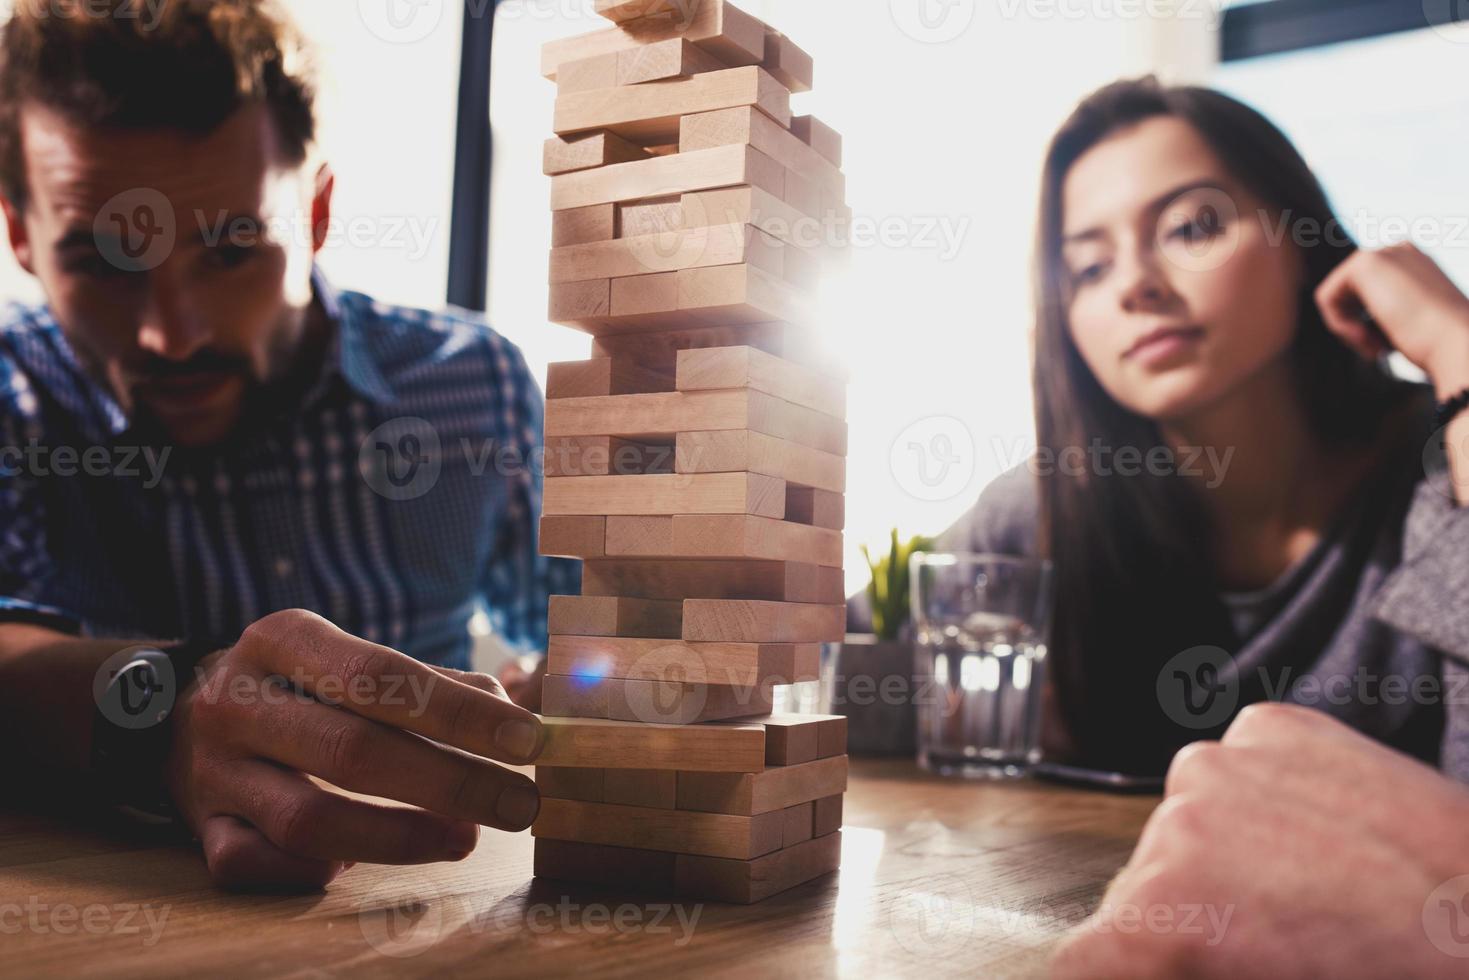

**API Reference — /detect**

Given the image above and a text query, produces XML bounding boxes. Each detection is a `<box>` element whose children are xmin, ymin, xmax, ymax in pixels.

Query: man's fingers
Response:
<box><xmin>221</xmin><ymin>760</ymin><xmax>481</xmax><ymax>865</ymax></box>
<box><xmin>248</xmin><ymin>690</ymin><xmax>541</xmax><ymax>831</ymax></box>
<box><xmin>199</xmin><ymin>814</ymin><xmax>344</xmax><ymax>893</ymax></box>
<box><xmin>239</xmin><ymin>610</ymin><xmax>544</xmax><ymax>764</ymax></box>
<box><xmin>433</xmin><ymin>665</ymin><xmax>509</xmax><ymax>700</ymax></box>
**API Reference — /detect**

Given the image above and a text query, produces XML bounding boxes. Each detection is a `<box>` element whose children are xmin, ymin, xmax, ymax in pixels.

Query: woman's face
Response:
<box><xmin>1060</xmin><ymin>116</ymin><xmax>1302</xmax><ymax>423</ymax></box>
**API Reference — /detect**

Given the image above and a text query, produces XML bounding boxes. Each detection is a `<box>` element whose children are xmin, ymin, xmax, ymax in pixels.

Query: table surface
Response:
<box><xmin>1</xmin><ymin>759</ymin><xmax>1157</xmax><ymax>980</ymax></box>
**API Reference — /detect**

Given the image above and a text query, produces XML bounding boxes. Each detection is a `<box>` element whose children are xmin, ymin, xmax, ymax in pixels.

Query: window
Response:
<box><xmin>487</xmin><ymin>0</ymin><xmax>1192</xmax><ymax>593</ymax></box>
<box><xmin>1215</xmin><ymin>21</ymin><xmax>1469</xmax><ymax>295</ymax></box>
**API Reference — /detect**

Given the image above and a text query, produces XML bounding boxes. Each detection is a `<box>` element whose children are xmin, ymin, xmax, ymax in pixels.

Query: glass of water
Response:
<box><xmin>910</xmin><ymin>553</ymin><xmax>1054</xmax><ymax>778</ymax></box>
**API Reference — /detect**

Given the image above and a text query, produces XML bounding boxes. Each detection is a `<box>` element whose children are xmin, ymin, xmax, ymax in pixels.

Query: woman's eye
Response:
<box><xmin>1167</xmin><ymin>208</ymin><xmax>1227</xmax><ymax>243</ymax></box>
<box><xmin>1071</xmin><ymin>262</ymin><xmax>1105</xmax><ymax>286</ymax></box>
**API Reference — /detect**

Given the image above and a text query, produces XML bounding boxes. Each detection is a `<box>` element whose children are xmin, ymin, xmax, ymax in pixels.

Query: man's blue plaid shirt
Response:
<box><xmin>0</xmin><ymin>272</ymin><xmax>578</xmax><ymax>669</ymax></box>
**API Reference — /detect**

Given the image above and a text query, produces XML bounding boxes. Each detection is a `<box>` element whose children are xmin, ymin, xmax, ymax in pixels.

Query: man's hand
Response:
<box><xmin>499</xmin><ymin>656</ymin><xmax>546</xmax><ymax>712</ymax></box>
<box><xmin>166</xmin><ymin>609</ymin><xmax>545</xmax><ymax>891</ymax></box>
<box><xmin>1052</xmin><ymin>703</ymin><xmax>1469</xmax><ymax>979</ymax></box>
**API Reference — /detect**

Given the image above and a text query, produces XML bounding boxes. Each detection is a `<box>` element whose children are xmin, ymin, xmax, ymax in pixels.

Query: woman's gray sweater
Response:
<box><xmin>929</xmin><ymin>389</ymin><xmax>1469</xmax><ymax>781</ymax></box>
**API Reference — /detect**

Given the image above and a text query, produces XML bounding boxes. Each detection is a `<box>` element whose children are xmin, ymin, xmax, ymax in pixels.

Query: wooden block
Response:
<box><xmin>618</xmin><ymin>37</ymin><xmax>728</xmax><ymax>86</ymax></box>
<box><xmin>544</xmin><ymin>436</ymin><xmax>674</xmax><ymax>478</ymax></box>
<box><xmin>604</xmin><ymin>515</ymin><xmax>674</xmax><ymax>555</ymax></box>
<box><xmin>559</xmin><ymin>270</ymin><xmax>815</xmax><ymax>336</ymax></box>
<box><xmin>537</xmin><ymin>716</ymin><xmax>766</xmax><ymax>772</ymax></box>
<box><xmin>559</xmin><ymin>38</ymin><xmax>724</xmax><ymax>95</ymax></box>
<box><xmin>551</xmin><ymin>144</ymin><xmax>783</xmax><ymax>212</ymax></box>
<box><xmin>681</xmin><ymin>599</ymin><xmax>845</xmax><ymax>644</ymax></box>
<box><xmin>594</xmin><ymin>0</ymin><xmax>657</xmax><ymax>23</ymax></box>
<box><xmin>676</xmin><ymin>346</ymin><xmax>846</xmax><ymax>418</ymax></box>
<box><xmin>555</xmin><ymin>50</ymin><xmax>620</xmax><ymax>94</ymax></box>
<box><xmin>553</xmin><ymin>204</ymin><xmax>617</xmax><ymax>247</ymax></box>
<box><xmin>813</xmin><ymin>794</ymin><xmax>843</xmax><ymax>837</ymax></box>
<box><xmin>543</xmin><ymin>673</ymin><xmax>776</xmax><ymax>724</ymax></box>
<box><xmin>534</xmin><ymin>797</ymin><xmax>783</xmax><ymax>860</ymax></box>
<box><xmin>762</xmin><ymin>30</ymin><xmax>813</xmax><ymax>94</ymax></box>
<box><xmin>607</xmin><ymin>676</ymin><xmax>775</xmax><ymax>724</ymax></box>
<box><xmin>670</xmin><ymin>514</ymin><xmax>844</xmax><ymax>567</ymax></box>
<box><xmin>759</xmin><ymin>714</ymin><xmax>821</xmax><ymax>765</ymax></box>
<box><xmin>676</xmin><ymin>263</ymin><xmax>814</xmax><ymax>330</ymax></box>
<box><xmin>681</xmin><ymin>185</ymin><xmax>827</xmax><ymax>249</ymax></box>
<box><xmin>536</xmin><ymin>766</ymin><xmax>605</xmax><ymax>803</ymax></box>
<box><xmin>542</xmin><ymin>0</ymin><xmax>767</xmax><ymax>79</ymax></box>
<box><xmin>581</xmin><ymin>559</ymin><xmax>844</xmax><ymax>604</ymax></box>
<box><xmin>543</xmin><ymin>131</ymin><xmax>648</xmax><ymax>176</ymax></box>
<box><xmin>547</xmin><ymin>636</ymin><xmax>816</xmax><ymax>688</ymax></box>
<box><xmin>816</xmin><ymin>715</ymin><xmax>847</xmax><ymax>759</ymax></box>
<box><xmin>677</xmin><ymin>754</ymin><xmax>849</xmax><ymax>815</ymax></box>
<box><xmin>674</xmin><ymin>830</ymin><xmax>842</xmax><ymax>904</ymax></box>
<box><xmin>548</xmin><ymin>278</ymin><xmax>611</xmax><ymax>325</ymax></box>
<box><xmin>676</xmin><ymin>430</ymin><xmax>845</xmax><ymax>493</ymax></box>
<box><xmin>554</xmin><ymin>66</ymin><xmax>790</xmax><ymax>142</ymax></box>
<box><xmin>542</xmin><ymin>472</ymin><xmax>786</xmax><ymax>518</ymax></box>
<box><xmin>780</xmin><ymin>244</ymin><xmax>821</xmax><ymax>290</ymax></box>
<box><xmin>782</xmin><ymin>802</ymin><xmax>814</xmax><ymax>847</ymax></box>
<box><xmin>592</xmin><ymin>322</ymin><xmax>835</xmax><ymax>374</ymax></box>
<box><xmin>781</xmin><ymin>170</ymin><xmax>822</xmax><ymax>221</ymax></box>
<box><xmin>549</xmin><ymin>222</ymin><xmax>784</xmax><ymax>283</ymax></box>
<box><xmin>541</xmin><ymin>672</ymin><xmax>609</xmax><ymax>719</ymax></box>
<box><xmin>540</xmin><ymin>516</ymin><xmax>605</xmax><ymax>559</ymax></box>
<box><xmin>785</xmin><ymin>486</ymin><xmax>845</xmax><ymax>530</ymax></box>
<box><xmin>549</xmin><ymin>595</ymin><xmax>684</xmax><ymax>639</ymax></box>
<box><xmin>603</xmin><ymin>768</ymin><xmax>678</xmax><ymax>809</ymax></box>
<box><xmin>546</xmin><ymin>359</ymin><xmax>673</xmax><ymax>400</ymax></box>
<box><xmin>545</xmin><ymin>389</ymin><xmax>847</xmax><ymax>456</ymax></box>
<box><xmin>534</xmin><ymin>838</ymin><xmax>676</xmax><ymax>890</ymax></box>
<box><xmin>680</xmin><ymin>106</ymin><xmax>844</xmax><ymax>197</ymax></box>
<box><xmin>609</xmin><ymin>271</ymin><xmax>680</xmax><ymax>320</ymax></box>
<box><xmin>791</xmin><ymin>115</ymin><xmax>842</xmax><ymax>167</ymax></box>
<box><xmin>617</xmin><ymin>197</ymin><xmax>683</xmax><ymax>238</ymax></box>
<box><xmin>604</xmin><ymin>514</ymin><xmax>842</xmax><ymax>566</ymax></box>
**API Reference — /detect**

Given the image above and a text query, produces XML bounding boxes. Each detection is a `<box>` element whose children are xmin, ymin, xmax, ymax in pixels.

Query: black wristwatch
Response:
<box><xmin>89</xmin><ymin>639</ymin><xmax>224</xmax><ymax>816</ymax></box>
<box><xmin>1435</xmin><ymin>386</ymin><xmax>1469</xmax><ymax>433</ymax></box>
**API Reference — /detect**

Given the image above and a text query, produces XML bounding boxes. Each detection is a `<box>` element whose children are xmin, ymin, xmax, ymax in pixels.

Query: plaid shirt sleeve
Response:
<box><xmin>0</xmin><ymin>357</ymin><xmax>81</xmax><ymax>632</ymax></box>
<box><xmin>478</xmin><ymin>342</ymin><xmax>580</xmax><ymax>656</ymax></box>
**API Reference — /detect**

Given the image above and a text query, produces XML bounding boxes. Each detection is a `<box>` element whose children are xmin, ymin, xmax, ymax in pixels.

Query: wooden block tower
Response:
<box><xmin>531</xmin><ymin>0</ymin><xmax>851</xmax><ymax>903</ymax></box>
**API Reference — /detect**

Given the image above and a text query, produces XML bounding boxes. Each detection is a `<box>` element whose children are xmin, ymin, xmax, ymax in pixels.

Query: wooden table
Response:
<box><xmin>1</xmin><ymin>759</ymin><xmax>1156</xmax><ymax>979</ymax></box>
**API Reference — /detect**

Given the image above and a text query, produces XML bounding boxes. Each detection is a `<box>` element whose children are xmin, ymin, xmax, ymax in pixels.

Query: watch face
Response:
<box><xmin>92</xmin><ymin>646</ymin><xmax>178</xmax><ymax>731</ymax></box>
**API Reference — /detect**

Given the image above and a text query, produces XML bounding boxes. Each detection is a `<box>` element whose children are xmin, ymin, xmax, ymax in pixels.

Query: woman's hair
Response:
<box><xmin>1032</xmin><ymin>76</ymin><xmax>1403</xmax><ymax>774</ymax></box>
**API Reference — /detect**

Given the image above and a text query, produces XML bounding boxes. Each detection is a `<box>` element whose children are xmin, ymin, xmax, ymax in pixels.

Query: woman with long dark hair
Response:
<box><xmin>939</xmin><ymin>77</ymin><xmax>1469</xmax><ymax>778</ymax></box>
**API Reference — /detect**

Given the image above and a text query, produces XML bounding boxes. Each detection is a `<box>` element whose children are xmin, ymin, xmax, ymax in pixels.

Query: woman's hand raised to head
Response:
<box><xmin>1316</xmin><ymin>242</ymin><xmax>1469</xmax><ymax>397</ymax></box>
<box><xmin>1051</xmin><ymin>703</ymin><xmax>1469</xmax><ymax>979</ymax></box>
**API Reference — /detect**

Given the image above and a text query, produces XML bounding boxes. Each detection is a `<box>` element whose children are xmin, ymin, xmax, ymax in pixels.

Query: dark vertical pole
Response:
<box><xmin>447</xmin><ymin>0</ymin><xmax>496</xmax><ymax>311</ymax></box>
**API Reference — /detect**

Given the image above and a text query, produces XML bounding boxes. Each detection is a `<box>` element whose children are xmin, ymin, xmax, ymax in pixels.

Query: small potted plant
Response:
<box><xmin>824</xmin><ymin>529</ymin><xmax>933</xmax><ymax>755</ymax></box>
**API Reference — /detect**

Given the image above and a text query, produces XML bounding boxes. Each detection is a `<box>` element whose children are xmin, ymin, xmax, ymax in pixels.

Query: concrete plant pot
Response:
<box><xmin>822</xmin><ymin>633</ymin><xmax>917</xmax><ymax>756</ymax></box>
